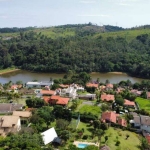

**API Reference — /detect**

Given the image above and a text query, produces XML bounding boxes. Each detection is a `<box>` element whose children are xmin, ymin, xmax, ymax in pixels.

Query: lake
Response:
<box><xmin>0</xmin><ymin>70</ymin><xmax>144</xmax><ymax>84</ymax></box>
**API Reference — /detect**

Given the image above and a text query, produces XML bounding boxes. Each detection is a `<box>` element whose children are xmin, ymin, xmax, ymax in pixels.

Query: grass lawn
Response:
<box><xmin>77</xmin><ymin>104</ymin><xmax>101</xmax><ymax>116</ymax></box>
<box><xmin>135</xmin><ymin>97</ymin><xmax>150</xmax><ymax>112</ymax></box>
<box><xmin>101</xmin><ymin>127</ymin><xmax>140</xmax><ymax>150</ymax></box>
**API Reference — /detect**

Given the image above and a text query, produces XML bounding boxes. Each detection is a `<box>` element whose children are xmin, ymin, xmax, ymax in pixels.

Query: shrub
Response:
<box><xmin>115</xmin><ymin>140</ymin><xmax>120</xmax><ymax>146</ymax></box>
<box><xmin>82</xmin><ymin>135</ymin><xmax>88</xmax><ymax>139</ymax></box>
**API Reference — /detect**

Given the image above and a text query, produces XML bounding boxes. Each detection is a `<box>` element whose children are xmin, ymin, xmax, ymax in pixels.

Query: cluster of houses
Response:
<box><xmin>1</xmin><ymin>80</ymin><xmax>150</xmax><ymax>146</ymax></box>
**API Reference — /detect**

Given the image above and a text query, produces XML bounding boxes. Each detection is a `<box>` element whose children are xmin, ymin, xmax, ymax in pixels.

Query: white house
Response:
<box><xmin>26</xmin><ymin>81</ymin><xmax>54</xmax><ymax>88</ymax></box>
<box><xmin>41</xmin><ymin>127</ymin><xmax>58</xmax><ymax>145</ymax></box>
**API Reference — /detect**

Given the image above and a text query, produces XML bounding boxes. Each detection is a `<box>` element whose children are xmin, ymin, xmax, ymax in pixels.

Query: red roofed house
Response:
<box><xmin>86</xmin><ymin>83</ymin><xmax>99</xmax><ymax>89</ymax></box>
<box><xmin>101</xmin><ymin>111</ymin><xmax>127</xmax><ymax>127</ymax></box>
<box><xmin>40</xmin><ymin>90</ymin><xmax>56</xmax><ymax>96</ymax></box>
<box><xmin>101</xmin><ymin>94</ymin><xmax>115</xmax><ymax>102</ymax></box>
<box><xmin>124</xmin><ymin>99</ymin><xmax>135</xmax><ymax>108</ymax></box>
<box><xmin>117</xmin><ymin>118</ymin><xmax>127</xmax><ymax>127</ymax></box>
<box><xmin>49</xmin><ymin>95</ymin><xmax>70</xmax><ymax>106</ymax></box>
<box><xmin>101</xmin><ymin>111</ymin><xmax>117</xmax><ymax>123</ymax></box>
<box><xmin>106</xmin><ymin>83</ymin><xmax>113</xmax><ymax>89</ymax></box>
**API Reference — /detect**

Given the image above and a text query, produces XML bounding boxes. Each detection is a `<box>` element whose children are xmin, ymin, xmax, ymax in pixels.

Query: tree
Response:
<box><xmin>37</xmin><ymin>106</ymin><xmax>54</xmax><ymax>128</ymax></box>
<box><xmin>105</xmin><ymin>136</ymin><xmax>108</xmax><ymax>143</ymax></box>
<box><xmin>56</xmin><ymin>119</ymin><xmax>69</xmax><ymax>130</ymax></box>
<box><xmin>101</xmin><ymin>104</ymin><xmax>109</xmax><ymax>112</ymax></box>
<box><xmin>93</xmin><ymin>120</ymin><xmax>101</xmax><ymax>129</ymax></box>
<box><xmin>0</xmin><ymin>133</ymin><xmax>44</xmax><ymax>150</ymax></box>
<box><xmin>140</xmin><ymin>137</ymin><xmax>150</xmax><ymax>150</ymax></box>
<box><xmin>115</xmin><ymin>95</ymin><xmax>124</xmax><ymax>106</ymax></box>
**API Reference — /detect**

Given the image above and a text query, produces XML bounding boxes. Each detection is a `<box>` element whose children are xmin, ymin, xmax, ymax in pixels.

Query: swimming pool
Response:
<box><xmin>77</xmin><ymin>143</ymin><xmax>88</xmax><ymax>148</ymax></box>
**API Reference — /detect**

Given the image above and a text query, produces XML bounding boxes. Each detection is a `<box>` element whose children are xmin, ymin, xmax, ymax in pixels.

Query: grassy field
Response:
<box><xmin>135</xmin><ymin>97</ymin><xmax>150</xmax><ymax>112</ymax></box>
<box><xmin>101</xmin><ymin>127</ymin><xmax>140</xmax><ymax>150</ymax></box>
<box><xmin>0</xmin><ymin>67</ymin><xmax>20</xmax><ymax>75</ymax></box>
<box><xmin>94</xmin><ymin>28</ymin><xmax>150</xmax><ymax>41</ymax></box>
<box><xmin>77</xmin><ymin>104</ymin><xmax>101</xmax><ymax>116</ymax></box>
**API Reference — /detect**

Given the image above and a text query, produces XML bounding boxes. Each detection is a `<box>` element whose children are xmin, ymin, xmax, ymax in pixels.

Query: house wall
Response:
<box><xmin>17</xmin><ymin>118</ymin><xmax>21</xmax><ymax>131</ymax></box>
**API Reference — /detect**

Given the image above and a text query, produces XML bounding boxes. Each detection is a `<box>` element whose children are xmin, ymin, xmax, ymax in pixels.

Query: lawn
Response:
<box><xmin>135</xmin><ymin>97</ymin><xmax>150</xmax><ymax>112</ymax></box>
<box><xmin>101</xmin><ymin>127</ymin><xmax>140</xmax><ymax>150</ymax></box>
<box><xmin>77</xmin><ymin>104</ymin><xmax>101</xmax><ymax>116</ymax></box>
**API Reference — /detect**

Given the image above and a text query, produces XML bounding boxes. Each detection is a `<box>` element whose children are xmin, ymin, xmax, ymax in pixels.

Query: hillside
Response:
<box><xmin>0</xmin><ymin>24</ymin><xmax>150</xmax><ymax>78</ymax></box>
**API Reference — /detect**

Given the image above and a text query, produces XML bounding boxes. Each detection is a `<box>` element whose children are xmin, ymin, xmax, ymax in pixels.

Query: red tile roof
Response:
<box><xmin>106</xmin><ymin>83</ymin><xmax>113</xmax><ymax>88</ymax></box>
<box><xmin>146</xmin><ymin>135</ymin><xmax>150</xmax><ymax>143</ymax></box>
<box><xmin>101</xmin><ymin>94</ymin><xmax>115</xmax><ymax>101</ymax></box>
<box><xmin>43</xmin><ymin>96</ymin><xmax>51</xmax><ymax>103</ymax></box>
<box><xmin>117</xmin><ymin>118</ymin><xmax>127</xmax><ymax>127</ymax></box>
<box><xmin>101</xmin><ymin>111</ymin><xmax>117</xmax><ymax>123</ymax></box>
<box><xmin>59</xmin><ymin>84</ymin><xmax>69</xmax><ymax>88</ymax></box>
<box><xmin>40</xmin><ymin>90</ymin><xmax>55</xmax><ymax>95</ymax></box>
<box><xmin>86</xmin><ymin>83</ymin><xmax>99</xmax><ymax>88</ymax></box>
<box><xmin>124</xmin><ymin>99</ymin><xmax>135</xmax><ymax>106</ymax></box>
<box><xmin>49</xmin><ymin>95</ymin><xmax>69</xmax><ymax>105</ymax></box>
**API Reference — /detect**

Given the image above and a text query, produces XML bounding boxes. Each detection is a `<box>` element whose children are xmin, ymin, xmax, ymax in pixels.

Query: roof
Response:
<box><xmin>26</xmin><ymin>82</ymin><xmax>40</xmax><ymax>85</ymax></box>
<box><xmin>13</xmin><ymin>111</ymin><xmax>32</xmax><ymax>118</ymax></box>
<box><xmin>101</xmin><ymin>94</ymin><xmax>115</xmax><ymax>101</ymax></box>
<box><xmin>0</xmin><ymin>116</ymin><xmax>20</xmax><ymax>127</ymax></box>
<box><xmin>100</xmin><ymin>145</ymin><xmax>110</xmax><ymax>150</ymax></box>
<box><xmin>106</xmin><ymin>83</ymin><xmax>113</xmax><ymax>88</ymax></box>
<box><xmin>43</xmin><ymin>96</ymin><xmax>51</xmax><ymax>103</ymax></box>
<box><xmin>0</xmin><ymin>103</ymin><xmax>23</xmax><ymax>113</ymax></box>
<box><xmin>124</xmin><ymin>99</ymin><xmax>135</xmax><ymax>106</ymax></box>
<box><xmin>50</xmin><ymin>96</ymin><xmax>69</xmax><ymax>105</ymax></box>
<box><xmin>140</xmin><ymin>115</ymin><xmax>150</xmax><ymax>126</ymax></box>
<box><xmin>145</xmin><ymin>135</ymin><xmax>150</xmax><ymax>143</ymax></box>
<box><xmin>118</xmin><ymin>118</ymin><xmax>127</xmax><ymax>127</ymax></box>
<box><xmin>59</xmin><ymin>84</ymin><xmax>69</xmax><ymax>88</ymax></box>
<box><xmin>40</xmin><ymin>90</ymin><xmax>55</xmax><ymax>95</ymax></box>
<box><xmin>101</xmin><ymin>111</ymin><xmax>117</xmax><ymax>123</ymax></box>
<box><xmin>133</xmin><ymin>115</ymin><xmax>141</xmax><ymax>124</ymax></box>
<box><xmin>41</xmin><ymin>127</ymin><xmax>58</xmax><ymax>145</ymax></box>
<box><xmin>86</xmin><ymin>83</ymin><xmax>99</xmax><ymax>88</ymax></box>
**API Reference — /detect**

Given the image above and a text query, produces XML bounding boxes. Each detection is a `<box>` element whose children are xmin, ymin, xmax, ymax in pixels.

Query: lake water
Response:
<box><xmin>0</xmin><ymin>70</ymin><xmax>144</xmax><ymax>84</ymax></box>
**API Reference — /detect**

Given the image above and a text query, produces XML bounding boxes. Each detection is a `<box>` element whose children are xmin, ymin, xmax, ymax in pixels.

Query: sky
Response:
<box><xmin>0</xmin><ymin>0</ymin><xmax>150</xmax><ymax>28</ymax></box>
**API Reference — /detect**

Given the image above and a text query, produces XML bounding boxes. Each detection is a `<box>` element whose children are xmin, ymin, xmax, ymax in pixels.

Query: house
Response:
<box><xmin>101</xmin><ymin>111</ymin><xmax>117</xmax><ymax>123</ymax></box>
<box><xmin>130</xmin><ymin>89</ymin><xmax>142</xmax><ymax>96</ymax></box>
<box><xmin>140</xmin><ymin>115</ymin><xmax>150</xmax><ymax>133</ymax></box>
<box><xmin>86</xmin><ymin>83</ymin><xmax>99</xmax><ymax>89</ymax></box>
<box><xmin>26</xmin><ymin>81</ymin><xmax>53</xmax><ymax>88</ymax></box>
<box><xmin>101</xmin><ymin>94</ymin><xmax>115</xmax><ymax>102</ymax></box>
<box><xmin>101</xmin><ymin>111</ymin><xmax>126</xmax><ymax>127</ymax></box>
<box><xmin>106</xmin><ymin>83</ymin><xmax>113</xmax><ymax>89</ymax></box>
<box><xmin>38</xmin><ymin>90</ymin><xmax>56</xmax><ymax>97</ymax></box>
<box><xmin>12</xmin><ymin>111</ymin><xmax>32</xmax><ymax>122</ymax></box>
<box><xmin>124</xmin><ymin>99</ymin><xmax>135</xmax><ymax>108</ymax></box>
<box><xmin>78</xmin><ymin>94</ymin><xmax>96</xmax><ymax>100</ymax></box>
<box><xmin>59</xmin><ymin>84</ymin><xmax>69</xmax><ymax>88</ymax></box>
<box><xmin>48</xmin><ymin>95</ymin><xmax>70</xmax><ymax>106</ymax></box>
<box><xmin>0</xmin><ymin>103</ymin><xmax>23</xmax><ymax>114</ymax></box>
<box><xmin>117</xmin><ymin>118</ymin><xmax>127</xmax><ymax>127</ymax></box>
<box><xmin>0</xmin><ymin>116</ymin><xmax>21</xmax><ymax>136</ymax></box>
<box><xmin>41</xmin><ymin>127</ymin><xmax>58</xmax><ymax>145</ymax></box>
<box><xmin>61</xmin><ymin>85</ymin><xmax>77</xmax><ymax>98</ymax></box>
<box><xmin>147</xmin><ymin>92</ymin><xmax>150</xmax><ymax>99</ymax></box>
<box><xmin>100</xmin><ymin>145</ymin><xmax>110</xmax><ymax>150</ymax></box>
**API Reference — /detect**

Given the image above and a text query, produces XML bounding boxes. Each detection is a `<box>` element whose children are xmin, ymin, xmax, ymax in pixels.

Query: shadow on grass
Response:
<box><xmin>87</xmin><ymin>127</ymin><xmax>94</xmax><ymax>132</ymax></box>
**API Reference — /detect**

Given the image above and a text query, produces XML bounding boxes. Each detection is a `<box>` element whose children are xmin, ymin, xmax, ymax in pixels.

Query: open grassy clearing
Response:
<box><xmin>77</xmin><ymin>104</ymin><xmax>101</xmax><ymax>116</ymax></box>
<box><xmin>94</xmin><ymin>28</ymin><xmax>150</xmax><ymax>41</ymax></box>
<box><xmin>135</xmin><ymin>97</ymin><xmax>150</xmax><ymax>112</ymax></box>
<box><xmin>0</xmin><ymin>67</ymin><xmax>20</xmax><ymax>75</ymax></box>
<box><xmin>101</xmin><ymin>127</ymin><xmax>140</xmax><ymax>150</ymax></box>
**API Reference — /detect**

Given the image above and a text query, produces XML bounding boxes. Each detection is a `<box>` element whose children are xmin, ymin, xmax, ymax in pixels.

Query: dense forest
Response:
<box><xmin>0</xmin><ymin>24</ymin><xmax>150</xmax><ymax>78</ymax></box>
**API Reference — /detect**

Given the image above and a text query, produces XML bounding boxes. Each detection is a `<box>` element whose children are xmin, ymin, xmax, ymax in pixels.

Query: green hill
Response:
<box><xmin>0</xmin><ymin>24</ymin><xmax>150</xmax><ymax>78</ymax></box>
